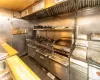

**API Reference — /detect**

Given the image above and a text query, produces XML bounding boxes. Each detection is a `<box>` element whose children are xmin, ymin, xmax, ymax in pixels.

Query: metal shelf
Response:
<box><xmin>33</xmin><ymin>28</ymin><xmax>74</xmax><ymax>31</ymax></box>
<box><xmin>21</xmin><ymin>0</ymin><xmax>100</xmax><ymax>20</ymax></box>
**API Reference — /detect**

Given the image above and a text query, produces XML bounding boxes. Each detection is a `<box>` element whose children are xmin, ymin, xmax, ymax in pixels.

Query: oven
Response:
<box><xmin>49</xmin><ymin>53</ymin><xmax>69</xmax><ymax>80</ymax></box>
<box><xmin>27</xmin><ymin>38</ymin><xmax>51</xmax><ymax>70</ymax></box>
<box><xmin>35</xmin><ymin>48</ymin><xmax>50</xmax><ymax>69</ymax></box>
<box><xmin>27</xmin><ymin>40</ymin><xmax>37</xmax><ymax>60</ymax></box>
<box><xmin>50</xmin><ymin>32</ymin><xmax>73</xmax><ymax>80</ymax></box>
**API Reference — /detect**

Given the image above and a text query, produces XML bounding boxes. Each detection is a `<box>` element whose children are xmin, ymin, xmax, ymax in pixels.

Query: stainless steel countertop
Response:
<box><xmin>27</xmin><ymin>39</ymin><xmax>69</xmax><ymax>67</ymax></box>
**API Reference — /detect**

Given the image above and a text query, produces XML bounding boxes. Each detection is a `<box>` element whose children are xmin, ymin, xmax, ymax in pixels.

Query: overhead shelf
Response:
<box><xmin>33</xmin><ymin>28</ymin><xmax>74</xmax><ymax>31</ymax></box>
<box><xmin>21</xmin><ymin>0</ymin><xmax>100</xmax><ymax>20</ymax></box>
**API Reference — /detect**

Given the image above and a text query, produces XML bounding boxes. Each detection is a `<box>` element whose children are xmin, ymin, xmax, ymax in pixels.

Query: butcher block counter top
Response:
<box><xmin>1</xmin><ymin>43</ymin><xmax>18</xmax><ymax>56</ymax></box>
<box><xmin>6</xmin><ymin>55</ymin><xmax>41</xmax><ymax>80</ymax></box>
<box><xmin>0</xmin><ymin>43</ymin><xmax>40</xmax><ymax>80</ymax></box>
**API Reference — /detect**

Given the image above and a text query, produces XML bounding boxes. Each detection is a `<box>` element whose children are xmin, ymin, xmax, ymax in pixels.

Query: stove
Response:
<box><xmin>26</xmin><ymin>37</ymin><xmax>72</xmax><ymax>80</ymax></box>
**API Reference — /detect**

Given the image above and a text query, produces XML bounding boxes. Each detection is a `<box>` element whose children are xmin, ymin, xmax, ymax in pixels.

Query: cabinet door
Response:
<box><xmin>28</xmin><ymin>52</ymin><xmax>37</xmax><ymax>60</ymax></box>
<box><xmin>36</xmin><ymin>53</ymin><xmax>50</xmax><ymax>69</ymax></box>
<box><xmin>70</xmin><ymin>62</ymin><xmax>88</xmax><ymax>80</ymax></box>
<box><xmin>49</xmin><ymin>59</ymin><xmax>69</xmax><ymax>80</ymax></box>
<box><xmin>12</xmin><ymin>34</ymin><xmax>26</xmax><ymax>55</ymax></box>
<box><xmin>27</xmin><ymin>44</ymin><xmax>36</xmax><ymax>53</ymax></box>
<box><xmin>27</xmin><ymin>45</ymin><xmax>37</xmax><ymax>60</ymax></box>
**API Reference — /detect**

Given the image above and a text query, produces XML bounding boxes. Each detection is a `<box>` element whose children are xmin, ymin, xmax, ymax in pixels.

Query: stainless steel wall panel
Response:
<box><xmin>0</xmin><ymin>17</ymin><xmax>36</xmax><ymax>56</ymax></box>
<box><xmin>26</xmin><ymin>29</ymin><xmax>36</xmax><ymax>39</ymax></box>
<box><xmin>0</xmin><ymin>17</ymin><xmax>12</xmax><ymax>45</ymax></box>
<box><xmin>39</xmin><ymin>31</ymin><xmax>47</xmax><ymax>38</ymax></box>
<box><xmin>77</xmin><ymin>7</ymin><xmax>100</xmax><ymax>34</ymax></box>
<box><xmin>37</xmin><ymin>12</ymin><xmax>75</xmax><ymax>28</ymax></box>
<box><xmin>46</xmin><ymin>31</ymin><xmax>55</xmax><ymax>39</ymax></box>
<box><xmin>11</xmin><ymin>18</ymin><xmax>35</xmax><ymax>55</ymax></box>
<box><xmin>37</xmin><ymin>30</ymin><xmax>73</xmax><ymax>40</ymax></box>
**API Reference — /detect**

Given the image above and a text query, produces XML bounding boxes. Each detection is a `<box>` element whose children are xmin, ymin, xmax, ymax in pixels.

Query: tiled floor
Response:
<box><xmin>21</xmin><ymin>55</ymin><xmax>59</xmax><ymax>80</ymax></box>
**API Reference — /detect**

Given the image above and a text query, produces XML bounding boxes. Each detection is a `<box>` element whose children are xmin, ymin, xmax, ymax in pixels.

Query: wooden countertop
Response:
<box><xmin>0</xmin><ymin>43</ymin><xmax>40</xmax><ymax>80</ymax></box>
<box><xmin>6</xmin><ymin>55</ymin><xmax>41</xmax><ymax>80</ymax></box>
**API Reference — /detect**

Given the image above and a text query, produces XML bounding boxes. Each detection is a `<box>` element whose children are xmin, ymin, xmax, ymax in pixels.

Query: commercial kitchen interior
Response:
<box><xmin>0</xmin><ymin>0</ymin><xmax>100</xmax><ymax>80</ymax></box>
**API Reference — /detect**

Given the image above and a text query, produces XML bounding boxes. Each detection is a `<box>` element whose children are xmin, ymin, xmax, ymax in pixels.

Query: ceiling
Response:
<box><xmin>0</xmin><ymin>0</ymin><xmax>39</xmax><ymax>11</ymax></box>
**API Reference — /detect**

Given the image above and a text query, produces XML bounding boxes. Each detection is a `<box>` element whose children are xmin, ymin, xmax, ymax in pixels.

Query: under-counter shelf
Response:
<box><xmin>0</xmin><ymin>60</ymin><xmax>12</xmax><ymax>80</ymax></box>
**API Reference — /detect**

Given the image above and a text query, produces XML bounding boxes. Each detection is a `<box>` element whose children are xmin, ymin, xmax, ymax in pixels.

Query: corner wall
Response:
<box><xmin>0</xmin><ymin>8</ymin><xmax>36</xmax><ymax>55</ymax></box>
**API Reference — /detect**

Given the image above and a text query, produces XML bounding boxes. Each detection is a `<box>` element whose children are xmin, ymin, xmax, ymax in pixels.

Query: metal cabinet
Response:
<box><xmin>27</xmin><ymin>44</ymin><xmax>36</xmax><ymax>53</ymax></box>
<box><xmin>36</xmin><ymin>52</ymin><xmax>50</xmax><ymax>69</ymax></box>
<box><xmin>28</xmin><ymin>52</ymin><xmax>37</xmax><ymax>60</ymax></box>
<box><xmin>70</xmin><ymin>62</ymin><xmax>87</xmax><ymax>80</ymax></box>
<box><xmin>27</xmin><ymin>44</ymin><xmax>37</xmax><ymax>60</ymax></box>
<box><xmin>49</xmin><ymin>59</ymin><xmax>69</xmax><ymax>80</ymax></box>
<box><xmin>12</xmin><ymin>34</ymin><xmax>26</xmax><ymax>56</ymax></box>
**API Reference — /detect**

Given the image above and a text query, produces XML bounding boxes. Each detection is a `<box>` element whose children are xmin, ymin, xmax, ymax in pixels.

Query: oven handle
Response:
<box><xmin>40</xmin><ymin>56</ymin><xmax>44</xmax><ymax>60</ymax></box>
<box><xmin>28</xmin><ymin>45</ymin><xmax>36</xmax><ymax>48</ymax></box>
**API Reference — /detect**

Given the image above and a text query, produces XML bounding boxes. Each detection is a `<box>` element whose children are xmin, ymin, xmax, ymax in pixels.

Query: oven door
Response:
<box><xmin>49</xmin><ymin>59</ymin><xmax>69</xmax><ymax>80</ymax></box>
<box><xmin>49</xmin><ymin>54</ymin><xmax>69</xmax><ymax>80</ymax></box>
<box><xmin>27</xmin><ymin>44</ymin><xmax>37</xmax><ymax>60</ymax></box>
<box><xmin>36</xmin><ymin>51</ymin><xmax>50</xmax><ymax>69</ymax></box>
